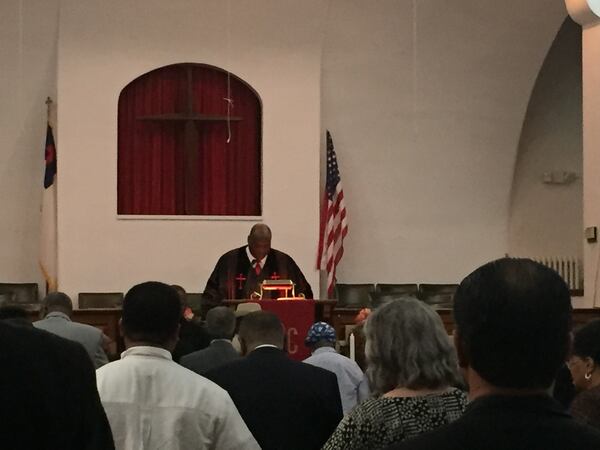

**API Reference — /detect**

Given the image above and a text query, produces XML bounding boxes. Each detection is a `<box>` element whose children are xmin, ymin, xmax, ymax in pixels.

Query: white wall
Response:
<box><xmin>581</xmin><ymin>19</ymin><xmax>600</xmax><ymax>306</ymax></box>
<box><xmin>0</xmin><ymin>0</ymin><xmax>58</xmax><ymax>290</ymax></box>
<box><xmin>2</xmin><ymin>1</ymin><xmax>577</xmax><ymax>301</ymax></box>
<box><xmin>322</xmin><ymin>0</ymin><xmax>567</xmax><ymax>284</ymax></box>
<box><xmin>509</xmin><ymin>18</ymin><xmax>582</xmax><ymax>263</ymax></box>
<box><xmin>57</xmin><ymin>0</ymin><xmax>324</xmax><ymax>302</ymax></box>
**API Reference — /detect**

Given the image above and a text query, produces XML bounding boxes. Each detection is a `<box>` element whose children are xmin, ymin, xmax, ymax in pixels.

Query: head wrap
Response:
<box><xmin>305</xmin><ymin>321</ymin><xmax>336</xmax><ymax>346</ymax></box>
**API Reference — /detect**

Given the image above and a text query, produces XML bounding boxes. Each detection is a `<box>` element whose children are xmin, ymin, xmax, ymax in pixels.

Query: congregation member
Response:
<box><xmin>303</xmin><ymin>321</ymin><xmax>369</xmax><ymax>414</ymax></box>
<box><xmin>205</xmin><ymin>310</ymin><xmax>342</xmax><ymax>450</ymax></box>
<box><xmin>553</xmin><ymin>363</ymin><xmax>577</xmax><ymax>409</ymax></box>
<box><xmin>170</xmin><ymin>284</ymin><xmax>210</xmax><ymax>362</ymax></box>
<box><xmin>96</xmin><ymin>281</ymin><xmax>260</xmax><ymax>450</ymax></box>
<box><xmin>389</xmin><ymin>258</ymin><xmax>600</xmax><ymax>450</ymax></box>
<box><xmin>181</xmin><ymin>306</ymin><xmax>240</xmax><ymax>374</ymax></box>
<box><xmin>34</xmin><ymin>291</ymin><xmax>109</xmax><ymax>368</ymax></box>
<box><xmin>0</xmin><ymin>304</ymin><xmax>32</xmax><ymax>326</ymax></box>
<box><xmin>202</xmin><ymin>223</ymin><xmax>313</xmax><ymax>312</ymax></box>
<box><xmin>0</xmin><ymin>321</ymin><xmax>114</xmax><ymax>449</ymax></box>
<box><xmin>232</xmin><ymin>302</ymin><xmax>262</xmax><ymax>353</ymax></box>
<box><xmin>568</xmin><ymin>319</ymin><xmax>600</xmax><ymax>429</ymax></box>
<box><xmin>323</xmin><ymin>298</ymin><xmax>466</xmax><ymax>449</ymax></box>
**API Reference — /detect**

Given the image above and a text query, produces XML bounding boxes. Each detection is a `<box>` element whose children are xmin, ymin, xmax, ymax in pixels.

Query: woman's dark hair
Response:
<box><xmin>573</xmin><ymin>320</ymin><xmax>600</xmax><ymax>363</ymax></box>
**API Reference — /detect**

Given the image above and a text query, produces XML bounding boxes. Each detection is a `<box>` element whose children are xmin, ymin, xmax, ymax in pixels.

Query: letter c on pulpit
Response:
<box><xmin>287</xmin><ymin>327</ymin><xmax>298</xmax><ymax>355</ymax></box>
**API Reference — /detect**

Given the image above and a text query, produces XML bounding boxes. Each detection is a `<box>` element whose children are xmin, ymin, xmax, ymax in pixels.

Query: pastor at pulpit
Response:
<box><xmin>202</xmin><ymin>224</ymin><xmax>313</xmax><ymax>312</ymax></box>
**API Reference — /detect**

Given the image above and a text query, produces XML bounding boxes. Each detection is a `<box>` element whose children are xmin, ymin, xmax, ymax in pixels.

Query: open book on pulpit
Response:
<box><xmin>259</xmin><ymin>279</ymin><xmax>305</xmax><ymax>300</ymax></box>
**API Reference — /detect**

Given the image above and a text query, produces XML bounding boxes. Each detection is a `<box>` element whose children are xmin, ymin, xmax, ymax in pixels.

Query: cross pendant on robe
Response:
<box><xmin>235</xmin><ymin>273</ymin><xmax>247</xmax><ymax>289</ymax></box>
<box><xmin>270</xmin><ymin>272</ymin><xmax>281</xmax><ymax>280</ymax></box>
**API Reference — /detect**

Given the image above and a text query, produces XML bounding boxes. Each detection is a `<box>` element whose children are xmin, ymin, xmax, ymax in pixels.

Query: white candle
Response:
<box><xmin>349</xmin><ymin>332</ymin><xmax>356</xmax><ymax>361</ymax></box>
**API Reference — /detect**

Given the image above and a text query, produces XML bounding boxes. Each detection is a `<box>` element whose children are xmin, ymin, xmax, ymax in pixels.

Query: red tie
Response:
<box><xmin>253</xmin><ymin>259</ymin><xmax>261</xmax><ymax>276</ymax></box>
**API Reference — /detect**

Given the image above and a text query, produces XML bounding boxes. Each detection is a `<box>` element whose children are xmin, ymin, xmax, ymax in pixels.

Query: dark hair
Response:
<box><xmin>43</xmin><ymin>292</ymin><xmax>73</xmax><ymax>314</ymax></box>
<box><xmin>122</xmin><ymin>282</ymin><xmax>181</xmax><ymax>345</ymax></box>
<box><xmin>0</xmin><ymin>305</ymin><xmax>29</xmax><ymax>321</ymax></box>
<box><xmin>454</xmin><ymin>258</ymin><xmax>572</xmax><ymax>389</ymax></box>
<box><xmin>239</xmin><ymin>311</ymin><xmax>284</xmax><ymax>348</ymax></box>
<box><xmin>170</xmin><ymin>284</ymin><xmax>188</xmax><ymax>313</ymax></box>
<box><xmin>573</xmin><ymin>320</ymin><xmax>600</xmax><ymax>364</ymax></box>
<box><xmin>206</xmin><ymin>306</ymin><xmax>236</xmax><ymax>339</ymax></box>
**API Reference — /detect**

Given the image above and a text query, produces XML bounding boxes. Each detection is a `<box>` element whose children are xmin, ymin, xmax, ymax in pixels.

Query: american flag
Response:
<box><xmin>317</xmin><ymin>131</ymin><xmax>348</xmax><ymax>298</ymax></box>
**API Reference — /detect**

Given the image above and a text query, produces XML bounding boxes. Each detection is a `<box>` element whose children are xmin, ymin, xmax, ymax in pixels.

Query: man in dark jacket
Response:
<box><xmin>0</xmin><ymin>322</ymin><xmax>114</xmax><ymax>450</ymax></box>
<box><xmin>388</xmin><ymin>258</ymin><xmax>600</xmax><ymax>450</ymax></box>
<box><xmin>180</xmin><ymin>306</ymin><xmax>240</xmax><ymax>374</ymax></box>
<box><xmin>205</xmin><ymin>310</ymin><xmax>342</xmax><ymax>450</ymax></box>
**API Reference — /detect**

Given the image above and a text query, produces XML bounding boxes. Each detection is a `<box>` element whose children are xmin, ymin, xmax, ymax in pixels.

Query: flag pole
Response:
<box><xmin>40</xmin><ymin>96</ymin><xmax>58</xmax><ymax>294</ymax></box>
<box><xmin>45</xmin><ymin>96</ymin><xmax>53</xmax><ymax>295</ymax></box>
<box><xmin>45</xmin><ymin>96</ymin><xmax>53</xmax><ymax>124</ymax></box>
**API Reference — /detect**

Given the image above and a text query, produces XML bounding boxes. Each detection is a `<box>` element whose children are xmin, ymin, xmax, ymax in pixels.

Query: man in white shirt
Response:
<box><xmin>303</xmin><ymin>322</ymin><xmax>370</xmax><ymax>414</ymax></box>
<box><xmin>96</xmin><ymin>281</ymin><xmax>260</xmax><ymax>450</ymax></box>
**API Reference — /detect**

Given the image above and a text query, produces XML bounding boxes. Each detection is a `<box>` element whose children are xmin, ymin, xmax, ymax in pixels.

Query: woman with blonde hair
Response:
<box><xmin>322</xmin><ymin>298</ymin><xmax>467</xmax><ymax>449</ymax></box>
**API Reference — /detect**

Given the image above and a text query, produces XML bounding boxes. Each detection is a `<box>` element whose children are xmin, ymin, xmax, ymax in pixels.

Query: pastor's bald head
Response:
<box><xmin>239</xmin><ymin>311</ymin><xmax>284</xmax><ymax>353</ymax></box>
<box><xmin>249</xmin><ymin>224</ymin><xmax>271</xmax><ymax>242</ymax></box>
<box><xmin>248</xmin><ymin>224</ymin><xmax>272</xmax><ymax>260</ymax></box>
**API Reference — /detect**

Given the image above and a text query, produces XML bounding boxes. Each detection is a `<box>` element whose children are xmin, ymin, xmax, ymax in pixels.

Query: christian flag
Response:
<box><xmin>39</xmin><ymin>123</ymin><xmax>58</xmax><ymax>291</ymax></box>
<box><xmin>317</xmin><ymin>131</ymin><xmax>348</xmax><ymax>298</ymax></box>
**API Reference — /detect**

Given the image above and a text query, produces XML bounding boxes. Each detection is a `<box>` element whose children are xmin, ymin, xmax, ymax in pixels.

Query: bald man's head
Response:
<box><xmin>248</xmin><ymin>224</ymin><xmax>272</xmax><ymax>260</ymax></box>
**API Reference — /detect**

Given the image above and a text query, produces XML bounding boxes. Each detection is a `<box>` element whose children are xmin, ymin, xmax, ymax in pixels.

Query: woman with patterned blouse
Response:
<box><xmin>322</xmin><ymin>298</ymin><xmax>467</xmax><ymax>450</ymax></box>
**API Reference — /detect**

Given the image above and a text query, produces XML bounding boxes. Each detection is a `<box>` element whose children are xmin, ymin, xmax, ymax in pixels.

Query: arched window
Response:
<box><xmin>117</xmin><ymin>63</ymin><xmax>262</xmax><ymax>216</ymax></box>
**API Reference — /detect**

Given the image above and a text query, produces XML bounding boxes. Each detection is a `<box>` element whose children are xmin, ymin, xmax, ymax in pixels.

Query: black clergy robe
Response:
<box><xmin>202</xmin><ymin>246</ymin><xmax>313</xmax><ymax>311</ymax></box>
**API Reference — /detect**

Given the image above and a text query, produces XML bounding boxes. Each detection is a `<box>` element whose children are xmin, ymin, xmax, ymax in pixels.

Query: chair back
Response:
<box><xmin>418</xmin><ymin>284</ymin><xmax>458</xmax><ymax>309</ymax></box>
<box><xmin>335</xmin><ymin>283</ymin><xmax>375</xmax><ymax>308</ymax></box>
<box><xmin>78</xmin><ymin>292</ymin><xmax>124</xmax><ymax>309</ymax></box>
<box><xmin>371</xmin><ymin>293</ymin><xmax>418</xmax><ymax>309</ymax></box>
<box><xmin>376</xmin><ymin>283</ymin><xmax>419</xmax><ymax>297</ymax></box>
<box><xmin>0</xmin><ymin>292</ymin><xmax>16</xmax><ymax>306</ymax></box>
<box><xmin>0</xmin><ymin>283</ymin><xmax>39</xmax><ymax>305</ymax></box>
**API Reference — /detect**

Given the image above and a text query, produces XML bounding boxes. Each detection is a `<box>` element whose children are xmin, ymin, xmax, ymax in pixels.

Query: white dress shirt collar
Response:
<box><xmin>312</xmin><ymin>346</ymin><xmax>337</xmax><ymax>356</ymax></box>
<box><xmin>120</xmin><ymin>345</ymin><xmax>173</xmax><ymax>361</ymax></box>
<box><xmin>246</xmin><ymin>246</ymin><xmax>267</xmax><ymax>268</ymax></box>
<box><xmin>253</xmin><ymin>344</ymin><xmax>280</xmax><ymax>351</ymax></box>
<box><xmin>45</xmin><ymin>311</ymin><xmax>72</xmax><ymax>322</ymax></box>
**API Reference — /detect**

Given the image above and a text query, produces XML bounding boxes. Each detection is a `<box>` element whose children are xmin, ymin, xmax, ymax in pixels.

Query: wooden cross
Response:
<box><xmin>137</xmin><ymin>65</ymin><xmax>242</xmax><ymax>214</ymax></box>
<box><xmin>235</xmin><ymin>273</ymin><xmax>247</xmax><ymax>290</ymax></box>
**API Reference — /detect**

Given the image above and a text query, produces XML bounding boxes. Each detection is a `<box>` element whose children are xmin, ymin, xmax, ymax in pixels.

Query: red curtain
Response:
<box><xmin>117</xmin><ymin>64</ymin><xmax>262</xmax><ymax>215</ymax></box>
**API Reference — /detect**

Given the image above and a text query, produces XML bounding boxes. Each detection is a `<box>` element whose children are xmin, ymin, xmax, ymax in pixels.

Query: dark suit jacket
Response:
<box><xmin>171</xmin><ymin>318</ymin><xmax>211</xmax><ymax>363</ymax></box>
<box><xmin>205</xmin><ymin>346</ymin><xmax>343</xmax><ymax>450</ymax></box>
<box><xmin>202</xmin><ymin>246</ymin><xmax>313</xmax><ymax>311</ymax></box>
<box><xmin>180</xmin><ymin>339</ymin><xmax>240</xmax><ymax>375</ymax></box>
<box><xmin>0</xmin><ymin>322</ymin><xmax>114</xmax><ymax>450</ymax></box>
<box><xmin>388</xmin><ymin>394</ymin><xmax>600</xmax><ymax>450</ymax></box>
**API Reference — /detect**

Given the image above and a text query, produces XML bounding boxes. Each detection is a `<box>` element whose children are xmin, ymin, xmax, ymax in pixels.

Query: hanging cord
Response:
<box><xmin>18</xmin><ymin>0</ymin><xmax>24</xmax><ymax>127</ymax></box>
<box><xmin>223</xmin><ymin>0</ymin><xmax>233</xmax><ymax>144</ymax></box>
<box><xmin>412</xmin><ymin>0</ymin><xmax>418</xmax><ymax>140</ymax></box>
<box><xmin>224</xmin><ymin>73</ymin><xmax>233</xmax><ymax>144</ymax></box>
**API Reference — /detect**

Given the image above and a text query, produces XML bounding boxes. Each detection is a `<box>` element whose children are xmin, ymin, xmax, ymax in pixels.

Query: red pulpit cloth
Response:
<box><xmin>247</xmin><ymin>300</ymin><xmax>315</xmax><ymax>361</ymax></box>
